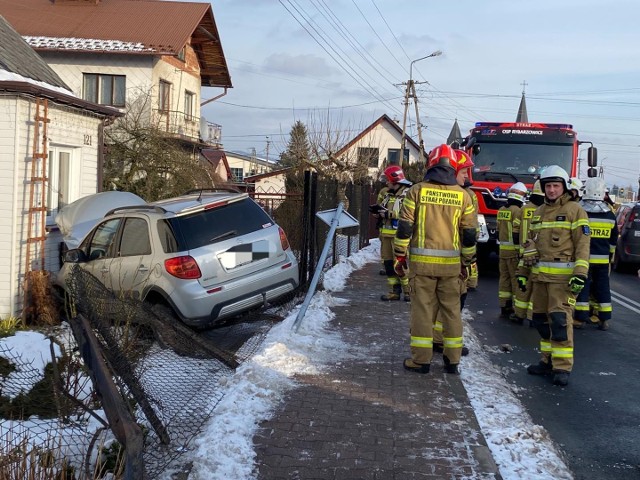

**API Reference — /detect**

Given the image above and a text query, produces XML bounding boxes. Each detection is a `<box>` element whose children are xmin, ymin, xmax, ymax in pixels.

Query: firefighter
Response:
<box><xmin>433</xmin><ymin>149</ymin><xmax>477</xmax><ymax>357</ymax></box>
<box><xmin>393</xmin><ymin>144</ymin><xmax>477</xmax><ymax>374</ymax></box>
<box><xmin>374</xmin><ymin>183</ymin><xmax>390</xmax><ymax>275</ymax></box>
<box><xmin>568</xmin><ymin>177</ymin><xmax>584</xmax><ymax>201</ymax></box>
<box><xmin>512</xmin><ymin>180</ymin><xmax>545</xmax><ymax>324</ymax></box>
<box><xmin>516</xmin><ymin>165</ymin><xmax>590</xmax><ymax>387</ymax></box>
<box><xmin>497</xmin><ymin>181</ymin><xmax>527</xmax><ymax>318</ymax></box>
<box><xmin>372</xmin><ymin>165</ymin><xmax>412</xmax><ymax>301</ymax></box>
<box><xmin>573</xmin><ymin>177</ymin><xmax>618</xmax><ymax>330</ymax></box>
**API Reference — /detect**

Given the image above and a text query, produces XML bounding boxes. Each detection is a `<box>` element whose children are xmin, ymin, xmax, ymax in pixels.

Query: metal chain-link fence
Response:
<box><xmin>0</xmin><ymin>173</ymin><xmax>375</xmax><ymax>479</ymax></box>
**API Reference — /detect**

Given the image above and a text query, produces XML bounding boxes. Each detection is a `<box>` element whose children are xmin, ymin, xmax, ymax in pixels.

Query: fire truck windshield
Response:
<box><xmin>471</xmin><ymin>143</ymin><xmax>573</xmax><ymax>183</ymax></box>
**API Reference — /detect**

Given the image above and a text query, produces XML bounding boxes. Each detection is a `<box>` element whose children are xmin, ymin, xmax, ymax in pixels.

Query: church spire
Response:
<box><xmin>516</xmin><ymin>81</ymin><xmax>528</xmax><ymax>123</ymax></box>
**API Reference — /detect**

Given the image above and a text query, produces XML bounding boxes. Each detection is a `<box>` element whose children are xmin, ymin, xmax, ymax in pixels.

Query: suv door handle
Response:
<box><xmin>101</xmin><ymin>267</ymin><xmax>109</xmax><ymax>274</ymax></box>
<box><xmin>138</xmin><ymin>265</ymin><xmax>149</xmax><ymax>273</ymax></box>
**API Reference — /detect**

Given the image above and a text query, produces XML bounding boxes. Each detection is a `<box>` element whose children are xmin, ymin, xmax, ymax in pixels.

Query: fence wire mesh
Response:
<box><xmin>0</xmin><ymin>175</ymin><xmax>374</xmax><ymax>479</ymax></box>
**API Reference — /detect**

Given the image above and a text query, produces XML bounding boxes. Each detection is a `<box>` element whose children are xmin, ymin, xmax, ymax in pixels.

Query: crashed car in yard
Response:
<box><xmin>55</xmin><ymin>189</ymin><xmax>300</xmax><ymax>328</ymax></box>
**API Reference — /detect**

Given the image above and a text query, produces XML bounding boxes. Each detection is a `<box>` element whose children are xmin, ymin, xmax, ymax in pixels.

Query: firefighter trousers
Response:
<box><xmin>434</xmin><ymin>276</ymin><xmax>466</xmax><ymax>344</ymax></box>
<box><xmin>513</xmin><ymin>277</ymin><xmax>533</xmax><ymax>320</ymax></box>
<box><xmin>409</xmin><ymin>275</ymin><xmax>462</xmax><ymax>365</ymax></box>
<box><xmin>575</xmin><ymin>264</ymin><xmax>612</xmax><ymax>322</ymax></box>
<box><xmin>530</xmin><ymin>281</ymin><xmax>575</xmax><ymax>372</ymax></box>
<box><xmin>498</xmin><ymin>256</ymin><xmax>518</xmax><ymax>308</ymax></box>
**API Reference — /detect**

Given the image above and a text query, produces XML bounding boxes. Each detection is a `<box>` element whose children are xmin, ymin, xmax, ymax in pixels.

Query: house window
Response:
<box><xmin>82</xmin><ymin>73</ymin><xmax>126</xmax><ymax>107</ymax></box>
<box><xmin>159</xmin><ymin>80</ymin><xmax>171</xmax><ymax>112</ymax></box>
<box><xmin>387</xmin><ymin>148</ymin><xmax>409</xmax><ymax>165</ymax></box>
<box><xmin>47</xmin><ymin>147</ymin><xmax>78</xmax><ymax>221</ymax></box>
<box><xmin>358</xmin><ymin>147</ymin><xmax>379</xmax><ymax>168</ymax></box>
<box><xmin>230</xmin><ymin>168</ymin><xmax>243</xmax><ymax>182</ymax></box>
<box><xmin>184</xmin><ymin>91</ymin><xmax>195</xmax><ymax>121</ymax></box>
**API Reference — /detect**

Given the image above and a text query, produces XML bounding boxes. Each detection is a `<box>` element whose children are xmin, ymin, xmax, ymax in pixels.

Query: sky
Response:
<box><xmin>196</xmin><ymin>0</ymin><xmax>640</xmax><ymax>191</ymax></box>
<box><xmin>1</xmin><ymin>240</ymin><xmax>575</xmax><ymax>479</ymax></box>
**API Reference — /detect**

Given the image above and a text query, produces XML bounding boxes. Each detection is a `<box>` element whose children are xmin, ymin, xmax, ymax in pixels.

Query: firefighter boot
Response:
<box><xmin>403</xmin><ymin>358</ymin><xmax>430</xmax><ymax>374</ymax></box>
<box><xmin>443</xmin><ymin>355</ymin><xmax>459</xmax><ymax>374</ymax></box>
<box><xmin>527</xmin><ymin>360</ymin><xmax>553</xmax><ymax>376</ymax></box>
<box><xmin>500</xmin><ymin>302</ymin><xmax>514</xmax><ymax>319</ymax></box>
<box><xmin>552</xmin><ymin>370</ymin><xmax>570</xmax><ymax>386</ymax></box>
<box><xmin>509</xmin><ymin>313</ymin><xmax>525</xmax><ymax>325</ymax></box>
<box><xmin>380</xmin><ymin>283</ymin><xmax>402</xmax><ymax>301</ymax></box>
<box><xmin>598</xmin><ymin>320</ymin><xmax>610</xmax><ymax>331</ymax></box>
<box><xmin>401</xmin><ymin>279</ymin><xmax>410</xmax><ymax>302</ymax></box>
<box><xmin>433</xmin><ymin>343</ymin><xmax>469</xmax><ymax>356</ymax></box>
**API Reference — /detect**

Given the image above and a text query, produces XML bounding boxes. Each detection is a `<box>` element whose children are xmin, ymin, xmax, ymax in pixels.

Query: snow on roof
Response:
<box><xmin>0</xmin><ymin>69</ymin><xmax>75</xmax><ymax>97</ymax></box>
<box><xmin>24</xmin><ymin>35</ymin><xmax>154</xmax><ymax>53</ymax></box>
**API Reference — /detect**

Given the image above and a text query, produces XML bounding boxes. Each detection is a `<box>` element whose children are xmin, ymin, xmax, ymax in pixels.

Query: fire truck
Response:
<box><xmin>460</xmin><ymin>121</ymin><xmax>598</xmax><ymax>257</ymax></box>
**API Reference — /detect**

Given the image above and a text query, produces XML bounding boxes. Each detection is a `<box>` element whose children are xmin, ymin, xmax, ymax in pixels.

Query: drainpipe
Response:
<box><xmin>200</xmin><ymin>87</ymin><xmax>228</xmax><ymax>107</ymax></box>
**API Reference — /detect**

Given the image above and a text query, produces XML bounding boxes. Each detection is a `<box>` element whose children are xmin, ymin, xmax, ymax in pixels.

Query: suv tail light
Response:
<box><xmin>628</xmin><ymin>209</ymin><xmax>637</xmax><ymax>225</ymax></box>
<box><xmin>165</xmin><ymin>256</ymin><xmax>202</xmax><ymax>279</ymax></box>
<box><xmin>279</xmin><ymin>227</ymin><xmax>290</xmax><ymax>251</ymax></box>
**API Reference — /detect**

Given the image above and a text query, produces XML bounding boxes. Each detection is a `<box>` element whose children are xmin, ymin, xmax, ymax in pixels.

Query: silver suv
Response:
<box><xmin>56</xmin><ymin>190</ymin><xmax>299</xmax><ymax>328</ymax></box>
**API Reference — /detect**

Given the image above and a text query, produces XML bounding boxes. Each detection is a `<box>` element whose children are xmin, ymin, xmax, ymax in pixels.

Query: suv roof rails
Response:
<box><xmin>105</xmin><ymin>205</ymin><xmax>167</xmax><ymax>217</ymax></box>
<box><xmin>184</xmin><ymin>187</ymin><xmax>241</xmax><ymax>195</ymax></box>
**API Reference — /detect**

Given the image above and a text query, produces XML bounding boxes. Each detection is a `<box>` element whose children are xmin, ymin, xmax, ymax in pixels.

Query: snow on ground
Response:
<box><xmin>0</xmin><ymin>240</ymin><xmax>575</xmax><ymax>479</ymax></box>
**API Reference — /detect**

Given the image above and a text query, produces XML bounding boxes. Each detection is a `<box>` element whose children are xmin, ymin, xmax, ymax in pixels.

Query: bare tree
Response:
<box><xmin>103</xmin><ymin>88</ymin><xmax>224</xmax><ymax>201</ymax></box>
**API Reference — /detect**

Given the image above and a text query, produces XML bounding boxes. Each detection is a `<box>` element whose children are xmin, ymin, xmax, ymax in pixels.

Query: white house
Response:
<box><xmin>0</xmin><ymin>15</ymin><xmax>121</xmax><ymax>318</ymax></box>
<box><xmin>333</xmin><ymin>114</ymin><xmax>422</xmax><ymax>178</ymax></box>
<box><xmin>1</xmin><ymin>0</ymin><xmax>232</xmax><ymax>149</ymax></box>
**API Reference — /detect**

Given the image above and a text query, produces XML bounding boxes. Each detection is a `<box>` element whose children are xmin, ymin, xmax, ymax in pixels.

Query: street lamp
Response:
<box><xmin>400</xmin><ymin>50</ymin><xmax>442</xmax><ymax>165</ymax></box>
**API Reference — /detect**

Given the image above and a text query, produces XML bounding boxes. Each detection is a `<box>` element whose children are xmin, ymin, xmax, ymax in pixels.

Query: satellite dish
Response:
<box><xmin>199</xmin><ymin>116</ymin><xmax>209</xmax><ymax>142</ymax></box>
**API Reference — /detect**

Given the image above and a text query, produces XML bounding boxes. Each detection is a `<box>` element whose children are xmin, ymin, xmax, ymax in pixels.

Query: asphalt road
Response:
<box><xmin>467</xmin><ymin>259</ymin><xmax>640</xmax><ymax>480</ymax></box>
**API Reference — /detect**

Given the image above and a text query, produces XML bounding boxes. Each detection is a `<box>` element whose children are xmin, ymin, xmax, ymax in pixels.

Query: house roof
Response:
<box><xmin>0</xmin><ymin>14</ymin><xmax>68</xmax><ymax>90</ymax></box>
<box><xmin>0</xmin><ymin>0</ymin><xmax>232</xmax><ymax>88</ymax></box>
<box><xmin>201</xmin><ymin>149</ymin><xmax>232</xmax><ymax>178</ymax></box>
<box><xmin>0</xmin><ymin>14</ymin><xmax>120</xmax><ymax>117</ymax></box>
<box><xmin>333</xmin><ymin>114</ymin><xmax>421</xmax><ymax>158</ymax></box>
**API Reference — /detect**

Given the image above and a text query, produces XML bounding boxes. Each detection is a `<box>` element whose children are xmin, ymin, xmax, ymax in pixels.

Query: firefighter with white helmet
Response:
<box><xmin>512</xmin><ymin>179</ymin><xmax>545</xmax><ymax>324</ymax></box>
<box><xmin>393</xmin><ymin>144</ymin><xmax>477</xmax><ymax>374</ymax></box>
<box><xmin>497</xmin><ymin>181</ymin><xmax>527</xmax><ymax>318</ymax></box>
<box><xmin>573</xmin><ymin>177</ymin><xmax>618</xmax><ymax>330</ymax></box>
<box><xmin>568</xmin><ymin>177</ymin><xmax>584</xmax><ymax>201</ymax></box>
<box><xmin>516</xmin><ymin>165</ymin><xmax>590</xmax><ymax>386</ymax></box>
<box><xmin>371</xmin><ymin>165</ymin><xmax>413</xmax><ymax>301</ymax></box>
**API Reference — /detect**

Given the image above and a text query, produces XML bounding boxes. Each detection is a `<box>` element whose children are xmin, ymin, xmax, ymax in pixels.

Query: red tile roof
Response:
<box><xmin>0</xmin><ymin>0</ymin><xmax>232</xmax><ymax>87</ymax></box>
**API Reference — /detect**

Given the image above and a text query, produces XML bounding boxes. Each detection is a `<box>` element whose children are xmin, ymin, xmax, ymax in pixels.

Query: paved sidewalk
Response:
<box><xmin>253</xmin><ymin>262</ymin><xmax>501</xmax><ymax>479</ymax></box>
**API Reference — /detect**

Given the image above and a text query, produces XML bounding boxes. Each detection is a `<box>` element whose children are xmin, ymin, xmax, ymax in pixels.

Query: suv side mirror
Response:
<box><xmin>63</xmin><ymin>248</ymin><xmax>87</xmax><ymax>264</ymax></box>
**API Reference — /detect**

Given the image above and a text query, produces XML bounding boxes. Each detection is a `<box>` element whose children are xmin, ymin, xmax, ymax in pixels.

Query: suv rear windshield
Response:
<box><xmin>159</xmin><ymin>198</ymin><xmax>274</xmax><ymax>252</ymax></box>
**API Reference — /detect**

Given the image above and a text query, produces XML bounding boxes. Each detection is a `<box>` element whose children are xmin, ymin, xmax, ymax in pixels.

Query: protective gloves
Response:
<box><xmin>394</xmin><ymin>256</ymin><xmax>408</xmax><ymax>277</ymax></box>
<box><xmin>521</xmin><ymin>239</ymin><xmax>540</xmax><ymax>267</ymax></box>
<box><xmin>516</xmin><ymin>275</ymin><xmax>528</xmax><ymax>292</ymax></box>
<box><xmin>568</xmin><ymin>275</ymin><xmax>587</xmax><ymax>295</ymax></box>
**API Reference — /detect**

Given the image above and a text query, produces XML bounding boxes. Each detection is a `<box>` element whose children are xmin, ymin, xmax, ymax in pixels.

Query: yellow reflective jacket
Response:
<box><xmin>497</xmin><ymin>204</ymin><xmax>521</xmax><ymax>259</ymax></box>
<box><xmin>379</xmin><ymin>184</ymin><xmax>411</xmax><ymax>238</ymax></box>
<box><xmin>394</xmin><ymin>181</ymin><xmax>477</xmax><ymax>277</ymax></box>
<box><xmin>518</xmin><ymin>193</ymin><xmax>590</xmax><ymax>283</ymax></box>
<box><xmin>519</xmin><ymin>200</ymin><xmax>538</xmax><ymax>251</ymax></box>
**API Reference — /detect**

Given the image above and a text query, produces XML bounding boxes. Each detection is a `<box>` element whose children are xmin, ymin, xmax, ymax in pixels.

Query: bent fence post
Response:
<box><xmin>292</xmin><ymin>202</ymin><xmax>344</xmax><ymax>333</ymax></box>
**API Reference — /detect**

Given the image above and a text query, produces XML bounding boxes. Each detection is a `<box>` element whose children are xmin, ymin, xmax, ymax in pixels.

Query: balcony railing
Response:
<box><xmin>152</xmin><ymin>109</ymin><xmax>222</xmax><ymax>147</ymax></box>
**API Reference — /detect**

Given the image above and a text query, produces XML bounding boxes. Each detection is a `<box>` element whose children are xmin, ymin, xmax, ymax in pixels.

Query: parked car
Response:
<box><xmin>612</xmin><ymin>202</ymin><xmax>640</xmax><ymax>272</ymax></box>
<box><xmin>56</xmin><ymin>190</ymin><xmax>299</xmax><ymax>328</ymax></box>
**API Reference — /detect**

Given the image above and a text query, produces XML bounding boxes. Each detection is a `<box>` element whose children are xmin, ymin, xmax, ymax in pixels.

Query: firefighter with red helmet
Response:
<box><xmin>497</xmin><ymin>181</ymin><xmax>527</xmax><ymax>318</ymax></box>
<box><xmin>432</xmin><ymin>148</ymin><xmax>477</xmax><ymax>357</ymax></box>
<box><xmin>516</xmin><ymin>165</ymin><xmax>590</xmax><ymax>386</ymax></box>
<box><xmin>372</xmin><ymin>165</ymin><xmax>413</xmax><ymax>301</ymax></box>
<box><xmin>394</xmin><ymin>144</ymin><xmax>477</xmax><ymax>374</ymax></box>
<box><xmin>512</xmin><ymin>179</ymin><xmax>545</xmax><ymax>324</ymax></box>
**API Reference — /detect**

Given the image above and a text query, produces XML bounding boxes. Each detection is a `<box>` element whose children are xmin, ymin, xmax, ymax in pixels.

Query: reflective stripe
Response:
<box><xmin>461</xmin><ymin>246</ymin><xmax>476</xmax><ymax>255</ymax></box>
<box><xmin>499</xmin><ymin>291</ymin><xmax>512</xmax><ymax>299</ymax></box>
<box><xmin>514</xmin><ymin>298</ymin><xmax>529</xmax><ymax>309</ymax></box>
<box><xmin>499</xmin><ymin>244</ymin><xmax>517</xmax><ymax>251</ymax></box>
<box><xmin>540</xmin><ymin>340</ymin><xmax>552</xmax><ymax>353</ymax></box>
<box><xmin>410</xmin><ymin>247</ymin><xmax>459</xmax><ymax>257</ymax></box>
<box><xmin>552</xmin><ymin>347</ymin><xmax>573</xmax><ymax>359</ymax></box>
<box><xmin>434</xmin><ymin>321</ymin><xmax>443</xmax><ymax>332</ymax></box>
<box><xmin>380</xmin><ymin>227</ymin><xmax>397</xmax><ymax>235</ymax></box>
<box><xmin>444</xmin><ymin>337</ymin><xmax>464</xmax><ymax>349</ymax></box>
<box><xmin>575</xmin><ymin>259</ymin><xmax>589</xmax><ymax>270</ymax></box>
<box><xmin>410</xmin><ymin>336</ymin><xmax>433</xmax><ymax>348</ymax></box>
<box><xmin>599</xmin><ymin>303</ymin><xmax>612</xmax><ymax>312</ymax></box>
<box><xmin>536</xmin><ymin>261</ymin><xmax>575</xmax><ymax>275</ymax></box>
<box><xmin>574</xmin><ymin>302</ymin><xmax>589</xmax><ymax>311</ymax></box>
<box><xmin>411</xmin><ymin>255</ymin><xmax>461</xmax><ymax>265</ymax></box>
